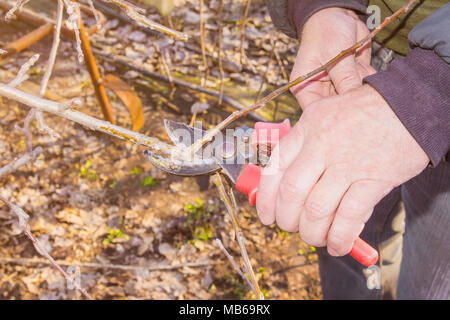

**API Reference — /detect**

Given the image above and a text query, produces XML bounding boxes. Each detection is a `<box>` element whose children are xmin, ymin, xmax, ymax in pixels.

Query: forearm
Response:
<box><xmin>365</xmin><ymin>4</ymin><xmax>450</xmax><ymax>166</ymax></box>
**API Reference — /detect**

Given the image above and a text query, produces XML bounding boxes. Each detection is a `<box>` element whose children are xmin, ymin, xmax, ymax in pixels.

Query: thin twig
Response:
<box><xmin>102</xmin><ymin>0</ymin><xmax>188</xmax><ymax>41</ymax></box>
<box><xmin>272</xmin><ymin>99</ymin><xmax>279</xmax><ymax>122</ymax></box>
<box><xmin>86</xmin><ymin>0</ymin><xmax>102</xmax><ymax>30</ymax></box>
<box><xmin>21</xmin><ymin>109</ymin><xmax>36</xmax><ymax>153</ymax></box>
<box><xmin>62</xmin><ymin>0</ymin><xmax>84</xmax><ymax>63</ymax></box>
<box><xmin>39</xmin><ymin>0</ymin><xmax>64</xmax><ymax>97</ymax></box>
<box><xmin>91</xmin><ymin>0</ymin><xmax>161</xmax><ymax>37</ymax></box>
<box><xmin>0</xmin><ymin>146</ymin><xmax>42</xmax><ymax>178</ymax></box>
<box><xmin>212</xmin><ymin>173</ymin><xmax>263</xmax><ymax>300</ymax></box>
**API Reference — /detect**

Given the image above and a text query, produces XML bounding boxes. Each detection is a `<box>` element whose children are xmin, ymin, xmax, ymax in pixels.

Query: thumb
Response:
<box><xmin>328</xmin><ymin>55</ymin><xmax>362</xmax><ymax>94</ymax></box>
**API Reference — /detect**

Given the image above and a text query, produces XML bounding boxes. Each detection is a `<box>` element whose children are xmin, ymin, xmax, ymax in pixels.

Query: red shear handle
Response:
<box><xmin>236</xmin><ymin>164</ymin><xmax>379</xmax><ymax>267</ymax></box>
<box><xmin>350</xmin><ymin>237</ymin><xmax>379</xmax><ymax>267</ymax></box>
<box><xmin>238</xmin><ymin>120</ymin><xmax>378</xmax><ymax>267</ymax></box>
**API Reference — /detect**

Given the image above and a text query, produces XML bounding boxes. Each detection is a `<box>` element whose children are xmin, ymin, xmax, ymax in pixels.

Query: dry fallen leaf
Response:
<box><xmin>103</xmin><ymin>74</ymin><xmax>144</xmax><ymax>131</ymax></box>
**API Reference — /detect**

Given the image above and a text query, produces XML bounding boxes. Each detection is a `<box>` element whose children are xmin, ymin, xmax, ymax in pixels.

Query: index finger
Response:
<box><xmin>256</xmin><ymin>124</ymin><xmax>305</xmax><ymax>225</ymax></box>
<box><xmin>290</xmin><ymin>56</ymin><xmax>331</xmax><ymax>109</ymax></box>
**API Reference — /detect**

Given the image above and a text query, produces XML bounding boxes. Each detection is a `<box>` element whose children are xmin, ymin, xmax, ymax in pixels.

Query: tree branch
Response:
<box><xmin>0</xmin><ymin>146</ymin><xmax>42</xmax><ymax>178</ymax></box>
<box><xmin>34</xmin><ymin>0</ymin><xmax>64</xmax><ymax>136</ymax></box>
<box><xmin>0</xmin><ymin>257</ymin><xmax>219</xmax><ymax>272</ymax></box>
<box><xmin>101</xmin><ymin>0</ymin><xmax>188</xmax><ymax>41</ymax></box>
<box><xmin>4</xmin><ymin>0</ymin><xmax>30</xmax><ymax>22</ymax></box>
<box><xmin>212</xmin><ymin>173</ymin><xmax>263</xmax><ymax>300</ymax></box>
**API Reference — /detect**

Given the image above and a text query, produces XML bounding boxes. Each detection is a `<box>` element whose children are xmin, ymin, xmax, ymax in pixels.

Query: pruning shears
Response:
<box><xmin>143</xmin><ymin>119</ymin><xmax>378</xmax><ymax>267</ymax></box>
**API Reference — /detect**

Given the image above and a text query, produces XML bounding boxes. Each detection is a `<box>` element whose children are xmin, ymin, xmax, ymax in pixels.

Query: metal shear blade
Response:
<box><xmin>163</xmin><ymin>119</ymin><xmax>204</xmax><ymax>149</ymax></box>
<box><xmin>143</xmin><ymin>120</ymin><xmax>220</xmax><ymax>176</ymax></box>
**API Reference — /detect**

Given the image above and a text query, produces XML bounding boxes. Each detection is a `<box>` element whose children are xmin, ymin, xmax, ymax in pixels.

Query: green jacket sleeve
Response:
<box><xmin>265</xmin><ymin>0</ymin><xmax>368</xmax><ymax>39</ymax></box>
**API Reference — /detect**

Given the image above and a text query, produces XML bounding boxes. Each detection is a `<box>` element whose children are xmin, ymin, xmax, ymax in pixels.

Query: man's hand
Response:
<box><xmin>291</xmin><ymin>7</ymin><xmax>375</xmax><ymax>109</ymax></box>
<box><xmin>256</xmin><ymin>85</ymin><xmax>429</xmax><ymax>256</ymax></box>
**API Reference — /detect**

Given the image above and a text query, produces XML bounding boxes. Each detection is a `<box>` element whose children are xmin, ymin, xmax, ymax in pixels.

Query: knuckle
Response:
<box><xmin>256</xmin><ymin>201</ymin><xmax>270</xmax><ymax>217</ymax></box>
<box><xmin>256</xmin><ymin>193</ymin><xmax>274</xmax><ymax>219</ymax></box>
<box><xmin>304</xmin><ymin>199</ymin><xmax>331</xmax><ymax>222</ymax></box>
<box><xmin>315</xmin><ymin>130</ymin><xmax>330</xmax><ymax>145</ymax></box>
<box><xmin>278</xmin><ymin>157</ymin><xmax>292</xmax><ymax>172</ymax></box>
<box><xmin>299</xmin><ymin>229</ymin><xmax>327</xmax><ymax>247</ymax></box>
<box><xmin>259</xmin><ymin>215</ymin><xmax>275</xmax><ymax>226</ymax></box>
<box><xmin>336</xmin><ymin>72</ymin><xmax>360</xmax><ymax>90</ymax></box>
<box><xmin>339</xmin><ymin>199</ymin><xmax>366</xmax><ymax>221</ymax></box>
<box><xmin>264</xmin><ymin>155</ymin><xmax>281</xmax><ymax>173</ymax></box>
<box><xmin>267</xmin><ymin>148</ymin><xmax>288</xmax><ymax>173</ymax></box>
<box><xmin>275</xmin><ymin>209</ymin><xmax>299</xmax><ymax>233</ymax></box>
<box><xmin>276</xmin><ymin>219</ymin><xmax>298</xmax><ymax>233</ymax></box>
<box><xmin>289</xmin><ymin>83</ymin><xmax>301</xmax><ymax>95</ymax></box>
<box><xmin>292</xmin><ymin>121</ymin><xmax>305</xmax><ymax>136</ymax></box>
<box><xmin>289</xmin><ymin>86</ymin><xmax>295</xmax><ymax>95</ymax></box>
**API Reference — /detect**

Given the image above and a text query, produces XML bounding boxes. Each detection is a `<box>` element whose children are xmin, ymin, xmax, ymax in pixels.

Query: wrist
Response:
<box><xmin>364</xmin><ymin>47</ymin><xmax>450</xmax><ymax>166</ymax></box>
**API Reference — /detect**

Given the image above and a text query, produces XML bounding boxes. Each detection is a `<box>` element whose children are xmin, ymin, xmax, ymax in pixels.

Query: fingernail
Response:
<box><xmin>328</xmin><ymin>247</ymin><xmax>339</xmax><ymax>256</ymax></box>
<box><xmin>258</xmin><ymin>211</ymin><xmax>272</xmax><ymax>226</ymax></box>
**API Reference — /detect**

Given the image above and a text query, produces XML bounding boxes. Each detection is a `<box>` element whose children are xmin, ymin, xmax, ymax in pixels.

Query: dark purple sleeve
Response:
<box><xmin>364</xmin><ymin>48</ymin><xmax>450</xmax><ymax>166</ymax></box>
<box><xmin>288</xmin><ymin>0</ymin><xmax>368</xmax><ymax>37</ymax></box>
